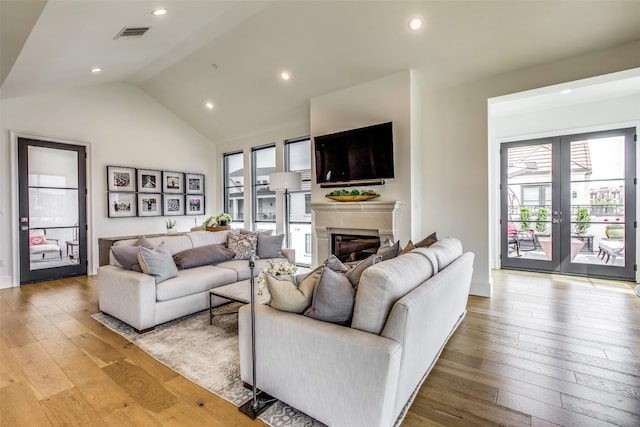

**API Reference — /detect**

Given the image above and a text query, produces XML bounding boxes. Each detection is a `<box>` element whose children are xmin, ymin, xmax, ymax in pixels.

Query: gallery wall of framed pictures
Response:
<box><xmin>106</xmin><ymin>166</ymin><xmax>205</xmax><ymax>218</ymax></box>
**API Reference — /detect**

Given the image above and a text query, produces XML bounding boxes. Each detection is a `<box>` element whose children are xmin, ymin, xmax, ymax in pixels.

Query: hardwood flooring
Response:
<box><xmin>1</xmin><ymin>271</ymin><xmax>638</xmax><ymax>426</ymax></box>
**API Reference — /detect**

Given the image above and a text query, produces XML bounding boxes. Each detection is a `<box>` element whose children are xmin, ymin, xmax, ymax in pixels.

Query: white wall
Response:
<box><xmin>309</xmin><ymin>71</ymin><xmax>414</xmax><ymax>264</ymax></box>
<box><xmin>0</xmin><ymin>83</ymin><xmax>217</xmax><ymax>286</ymax></box>
<box><xmin>421</xmin><ymin>40</ymin><xmax>640</xmax><ymax>297</ymax></box>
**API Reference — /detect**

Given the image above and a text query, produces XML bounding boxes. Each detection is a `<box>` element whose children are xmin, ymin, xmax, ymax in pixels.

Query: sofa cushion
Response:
<box><xmin>111</xmin><ymin>246</ymin><xmax>144</xmax><ymax>272</ymax></box>
<box><xmin>173</xmin><ymin>243</ymin><xmax>235</xmax><ymax>269</ymax></box>
<box><xmin>217</xmin><ymin>258</ymin><xmax>285</xmax><ymax>281</ymax></box>
<box><xmin>186</xmin><ymin>230</ymin><xmax>230</xmax><ymax>248</ymax></box>
<box><xmin>267</xmin><ymin>266</ymin><xmax>322</xmax><ymax>313</ymax></box>
<box><xmin>428</xmin><ymin>237</ymin><xmax>463</xmax><ymax>271</ymax></box>
<box><xmin>352</xmin><ymin>251</ymin><xmax>437</xmax><ymax>335</ymax></box>
<box><xmin>228</xmin><ymin>232</ymin><xmax>257</xmax><ymax>260</ymax></box>
<box><xmin>155</xmin><ymin>265</ymin><xmax>238</xmax><ymax>301</ymax></box>
<box><xmin>304</xmin><ymin>267</ymin><xmax>356</xmax><ymax>325</ymax></box>
<box><xmin>257</xmin><ymin>234</ymin><xmax>285</xmax><ymax>259</ymax></box>
<box><xmin>324</xmin><ymin>254</ymin><xmax>349</xmax><ymax>272</ymax></box>
<box><xmin>137</xmin><ymin>244</ymin><xmax>179</xmax><ymax>284</ymax></box>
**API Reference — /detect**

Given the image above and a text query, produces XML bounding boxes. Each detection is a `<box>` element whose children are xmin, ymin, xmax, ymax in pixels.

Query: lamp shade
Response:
<box><xmin>269</xmin><ymin>172</ymin><xmax>302</xmax><ymax>192</ymax></box>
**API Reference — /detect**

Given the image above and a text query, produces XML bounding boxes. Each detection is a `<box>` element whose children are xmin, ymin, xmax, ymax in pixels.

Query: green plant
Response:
<box><xmin>214</xmin><ymin>212</ymin><xmax>232</xmax><ymax>225</ymax></box>
<box><xmin>535</xmin><ymin>207</ymin><xmax>548</xmax><ymax>234</ymax></box>
<box><xmin>575</xmin><ymin>207</ymin><xmax>591</xmax><ymax>234</ymax></box>
<box><xmin>519</xmin><ymin>207</ymin><xmax>531</xmax><ymax>230</ymax></box>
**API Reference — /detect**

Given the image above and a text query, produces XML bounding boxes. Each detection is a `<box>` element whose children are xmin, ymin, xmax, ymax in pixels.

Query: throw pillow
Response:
<box><xmin>415</xmin><ymin>232</ymin><xmax>438</xmax><ymax>248</ymax></box>
<box><xmin>257</xmin><ymin>234</ymin><xmax>285</xmax><ymax>259</ymax></box>
<box><xmin>267</xmin><ymin>266</ymin><xmax>323</xmax><ymax>313</ymax></box>
<box><xmin>304</xmin><ymin>267</ymin><xmax>356</xmax><ymax>325</ymax></box>
<box><xmin>324</xmin><ymin>254</ymin><xmax>349</xmax><ymax>272</ymax></box>
<box><xmin>110</xmin><ymin>236</ymin><xmax>156</xmax><ymax>272</ymax></box>
<box><xmin>227</xmin><ymin>232</ymin><xmax>257</xmax><ymax>260</ymax></box>
<box><xmin>29</xmin><ymin>236</ymin><xmax>46</xmax><ymax>245</ymax></box>
<box><xmin>137</xmin><ymin>244</ymin><xmax>178</xmax><ymax>284</ymax></box>
<box><xmin>172</xmin><ymin>244</ymin><xmax>235</xmax><ymax>269</ymax></box>
<box><xmin>344</xmin><ymin>254</ymin><xmax>381</xmax><ymax>289</ymax></box>
<box><xmin>377</xmin><ymin>240</ymin><xmax>400</xmax><ymax>261</ymax></box>
<box><xmin>398</xmin><ymin>240</ymin><xmax>415</xmax><ymax>256</ymax></box>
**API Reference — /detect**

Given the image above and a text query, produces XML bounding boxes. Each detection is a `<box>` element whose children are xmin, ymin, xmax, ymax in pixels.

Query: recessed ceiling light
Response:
<box><xmin>90</xmin><ymin>67</ymin><xmax>103</xmax><ymax>73</ymax></box>
<box><xmin>408</xmin><ymin>17</ymin><xmax>424</xmax><ymax>31</ymax></box>
<box><xmin>205</xmin><ymin>101</ymin><xmax>214</xmax><ymax>110</ymax></box>
<box><xmin>151</xmin><ymin>8</ymin><xmax>167</xmax><ymax>16</ymax></box>
<box><xmin>560</xmin><ymin>89</ymin><xmax>572</xmax><ymax>94</ymax></box>
<box><xmin>280</xmin><ymin>71</ymin><xmax>290</xmax><ymax>81</ymax></box>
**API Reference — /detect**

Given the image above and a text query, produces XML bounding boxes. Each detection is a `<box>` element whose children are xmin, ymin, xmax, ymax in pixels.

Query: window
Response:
<box><xmin>285</xmin><ymin>137</ymin><xmax>312</xmax><ymax>265</ymax></box>
<box><xmin>252</xmin><ymin>144</ymin><xmax>276</xmax><ymax>231</ymax></box>
<box><xmin>223</xmin><ymin>151</ymin><xmax>244</xmax><ymax>222</ymax></box>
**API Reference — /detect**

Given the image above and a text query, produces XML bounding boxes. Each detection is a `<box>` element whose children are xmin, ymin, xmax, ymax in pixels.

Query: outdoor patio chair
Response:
<box><xmin>29</xmin><ymin>229</ymin><xmax>62</xmax><ymax>261</ymax></box>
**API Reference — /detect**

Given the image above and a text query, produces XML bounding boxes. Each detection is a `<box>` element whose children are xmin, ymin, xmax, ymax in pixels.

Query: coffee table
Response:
<box><xmin>209</xmin><ymin>279</ymin><xmax>271</xmax><ymax>324</ymax></box>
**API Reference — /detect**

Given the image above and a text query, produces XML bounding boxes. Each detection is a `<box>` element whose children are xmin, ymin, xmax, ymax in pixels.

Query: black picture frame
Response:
<box><xmin>108</xmin><ymin>192</ymin><xmax>137</xmax><ymax>217</ymax></box>
<box><xmin>137</xmin><ymin>169</ymin><xmax>161</xmax><ymax>193</ymax></box>
<box><xmin>107</xmin><ymin>166</ymin><xmax>136</xmax><ymax>192</ymax></box>
<box><xmin>163</xmin><ymin>194</ymin><xmax>184</xmax><ymax>216</ymax></box>
<box><xmin>137</xmin><ymin>193</ymin><xmax>162</xmax><ymax>217</ymax></box>
<box><xmin>185</xmin><ymin>173</ymin><xmax>204</xmax><ymax>194</ymax></box>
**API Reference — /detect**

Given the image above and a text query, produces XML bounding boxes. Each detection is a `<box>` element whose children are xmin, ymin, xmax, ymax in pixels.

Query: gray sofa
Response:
<box><xmin>238</xmin><ymin>237</ymin><xmax>474</xmax><ymax>427</ymax></box>
<box><xmin>98</xmin><ymin>230</ymin><xmax>294</xmax><ymax>332</ymax></box>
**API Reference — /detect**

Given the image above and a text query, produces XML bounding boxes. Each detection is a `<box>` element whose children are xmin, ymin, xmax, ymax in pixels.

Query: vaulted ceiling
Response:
<box><xmin>2</xmin><ymin>1</ymin><xmax>640</xmax><ymax>142</ymax></box>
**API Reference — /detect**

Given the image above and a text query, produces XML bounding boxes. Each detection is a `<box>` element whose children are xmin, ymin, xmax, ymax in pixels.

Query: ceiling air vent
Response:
<box><xmin>114</xmin><ymin>27</ymin><xmax>150</xmax><ymax>40</ymax></box>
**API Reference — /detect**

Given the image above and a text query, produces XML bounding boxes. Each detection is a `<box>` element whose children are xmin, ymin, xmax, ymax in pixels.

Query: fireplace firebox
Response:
<box><xmin>331</xmin><ymin>234</ymin><xmax>380</xmax><ymax>263</ymax></box>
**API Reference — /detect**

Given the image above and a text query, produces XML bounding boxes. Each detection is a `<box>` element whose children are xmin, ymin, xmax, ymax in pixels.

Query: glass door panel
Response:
<box><xmin>502</xmin><ymin>128</ymin><xmax>635</xmax><ymax>281</ymax></box>
<box><xmin>19</xmin><ymin>138</ymin><xmax>87</xmax><ymax>284</ymax></box>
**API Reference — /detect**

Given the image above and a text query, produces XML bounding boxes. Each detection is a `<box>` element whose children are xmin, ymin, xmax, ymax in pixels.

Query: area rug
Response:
<box><xmin>92</xmin><ymin>310</ymin><xmax>324</xmax><ymax>427</ymax></box>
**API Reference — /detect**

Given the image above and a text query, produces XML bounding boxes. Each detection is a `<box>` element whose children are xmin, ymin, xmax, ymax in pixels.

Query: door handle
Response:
<box><xmin>21</xmin><ymin>225</ymin><xmax>29</xmax><ymax>231</ymax></box>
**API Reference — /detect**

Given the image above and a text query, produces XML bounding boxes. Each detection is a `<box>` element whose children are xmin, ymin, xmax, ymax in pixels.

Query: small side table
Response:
<box><xmin>66</xmin><ymin>240</ymin><xmax>79</xmax><ymax>259</ymax></box>
<box><xmin>209</xmin><ymin>279</ymin><xmax>271</xmax><ymax>324</ymax></box>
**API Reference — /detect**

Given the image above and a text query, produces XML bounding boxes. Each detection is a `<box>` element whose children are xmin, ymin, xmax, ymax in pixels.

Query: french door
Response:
<box><xmin>18</xmin><ymin>137</ymin><xmax>87</xmax><ymax>284</ymax></box>
<box><xmin>501</xmin><ymin>128</ymin><xmax>636</xmax><ymax>281</ymax></box>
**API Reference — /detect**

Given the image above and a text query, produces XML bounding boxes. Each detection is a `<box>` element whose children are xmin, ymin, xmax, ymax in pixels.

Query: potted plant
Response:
<box><xmin>575</xmin><ymin>207</ymin><xmax>591</xmax><ymax>234</ymax></box>
<box><xmin>165</xmin><ymin>218</ymin><xmax>177</xmax><ymax>234</ymax></box>
<box><xmin>214</xmin><ymin>212</ymin><xmax>232</xmax><ymax>226</ymax></box>
<box><xmin>535</xmin><ymin>207</ymin><xmax>548</xmax><ymax>234</ymax></box>
<box><xmin>519</xmin><ymin>207</ymin><xmax>531</xmax><ymax>230</ymax></box>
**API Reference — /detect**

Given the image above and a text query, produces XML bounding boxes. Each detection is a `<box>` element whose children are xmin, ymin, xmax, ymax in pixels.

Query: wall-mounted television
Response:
<box><xmin>314</xmin><ymin>121</ymin><xmax>394</xmax><ymax>185</ymax></box>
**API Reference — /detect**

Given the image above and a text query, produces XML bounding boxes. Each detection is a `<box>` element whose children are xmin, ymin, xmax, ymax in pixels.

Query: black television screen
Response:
<box><xmin>314</xmin><ymin>122</ymin><xmax>394</xmax><ymax>184</ymax></box>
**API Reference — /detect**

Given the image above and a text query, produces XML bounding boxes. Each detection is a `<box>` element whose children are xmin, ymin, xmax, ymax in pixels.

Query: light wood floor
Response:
<box><xmin>1</xmin><ymin>271</ymin><xmax>639</xmax><ymax>426</ymax></box>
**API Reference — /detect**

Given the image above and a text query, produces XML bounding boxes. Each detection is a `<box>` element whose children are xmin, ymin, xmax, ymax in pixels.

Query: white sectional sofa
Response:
<box><xmin>98</xmin><ymin>230</ymin><xmax>294</xmax><ymax>332</ymax></box>
<box><xmin>238</xmin><ymin>237</ymin><xmax>473</xmax><ymax>427</ymax></box>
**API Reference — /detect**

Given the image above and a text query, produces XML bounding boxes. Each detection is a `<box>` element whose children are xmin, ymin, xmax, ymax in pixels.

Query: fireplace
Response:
<box><xmin>310</xmin><ymin>200</ymin><xmax>401</xmax><ymax>265</ymax></box>
<box><xmin>332</xmin><ymin>234</ymin><xmax>380</xmax><ymax>263</ymax></box>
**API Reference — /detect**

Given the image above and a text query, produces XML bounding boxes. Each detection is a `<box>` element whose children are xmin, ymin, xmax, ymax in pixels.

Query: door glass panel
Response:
<box><xmin>28</xmin><ymin>146</ymin><xmax>79</xmax><ymax>271</ymax></box>
<box><xmin>506</xmin><ymin>143</ymin><xmax>552</xmax><ymax>260</ymax></box>
<box><xmin>570</xmin><ymin>136</ymin><xmax>625</xmax><ymax>266</ymax></box>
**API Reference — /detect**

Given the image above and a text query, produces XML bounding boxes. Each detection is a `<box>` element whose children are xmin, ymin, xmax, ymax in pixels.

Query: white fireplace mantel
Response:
<box><xmin>311</xmin><ymin>200</ymin><xmax>402</xmax><ymax>263</ymax></box>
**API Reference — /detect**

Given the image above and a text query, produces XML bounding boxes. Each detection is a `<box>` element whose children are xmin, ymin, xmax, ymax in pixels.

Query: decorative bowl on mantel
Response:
<box><xmin>325</xmin><ymin>194</ymin><xmax>380</xmax><ymax>202</ymax></box>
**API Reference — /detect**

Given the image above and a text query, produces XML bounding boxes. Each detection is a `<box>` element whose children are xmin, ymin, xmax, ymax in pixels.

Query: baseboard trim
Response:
<box><xmin>469</xmin><ymin>279</ymin><xmax>492</xmax><ymax>297</ymax></box>
<box><xmin>0</xmin><ymin>276</ymin><xmax>16</xmax><ymax>289</ymax></box>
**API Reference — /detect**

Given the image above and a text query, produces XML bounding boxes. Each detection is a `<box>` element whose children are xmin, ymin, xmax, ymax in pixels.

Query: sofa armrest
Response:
<box><xmin>281</xmin><ymin>247</ymin><xmax>295</xmax><ymax>264</ymax></box>
<box><xmin>97</xmin><ymin>265</ymin><xmax>156</xmax><ymax>332</ymax></box>
<box><xmin>239</xmin><ymin>304</ymin><xmax>402</xmax><ymax>427</ymax></box>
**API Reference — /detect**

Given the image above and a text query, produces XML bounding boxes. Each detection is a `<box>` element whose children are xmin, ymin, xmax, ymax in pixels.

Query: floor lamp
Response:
<box><xmin>238</xmin><ymin>255</ymin><xmax>276</xmax><ymax>418</ymax></box>
<box><xmin>268</xmin><ymin>172</ymin><xmax>302</xmax><ymax>247</ymax></box>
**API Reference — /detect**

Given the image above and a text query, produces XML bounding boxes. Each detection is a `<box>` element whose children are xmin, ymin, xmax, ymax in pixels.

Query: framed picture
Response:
<box><xmin>108</xmin><ymin>192</ymin><xmax>137</xmax><ymax>217</ymax></box>
<box><xmin>163</xmin><ymin>171</ymin><xmax>184</xmax><ymax>193</ymax></box>
<box><xmin>137</xmin><ymin>169</ymin><xmax>161</xmax><ymax>193</ymax></box>
<box><xmin>163</xmin><ymin>194</ymin><xmax>184</xmax><ymax>216</ymax></box>
<box><xmin>186</xmin><ymin>195</ymin><xmax>205</xmax><ymax>215</ymax></box>
<box><xmin>107</xmin><ymin>166</ymin><xmax>136</xmax><ymax>192</ymax></box>
<box><xmin>185</xmin><ymin>173</ymin><xmax>204</xmax><ymax>194</ymax></box>
<box><xmin>137</xmin><ymin>193</ymin><xmax>161</xmax><ymax>217</ymax></box>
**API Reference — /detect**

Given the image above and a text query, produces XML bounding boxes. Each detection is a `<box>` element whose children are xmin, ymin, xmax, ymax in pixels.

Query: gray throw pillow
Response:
<box><xmin>324</xmin><ymin>254</ymin><xmax>349</xmax><ymax>272</ymax></box>
<box><xmin>111</xmin><ymin>245</ymin><xmax>143</xmax><ymax>272</ymax></box>
<box><xmin>173</xmin><ymin>243</ymin><xmax>235</xmax><ymax>269</ymax></box>
<box><xmin>415</xmin><ymin>232</ymin><xmax>438</xmax><ymax>248</ymax></box>
<box><xmin>137</xmin><ymin>244</ymin><xmax>178</xmax><ymax>284</ymax></box>
<box><xmin>377</xmin><ymin>240</ymin><xmax>400</xmax><ymax>260</ymax></box>
<box><xmin>257</xmin><ymin>234</ymin><xmax>285</xmax><ymax>259</ymax></box>
<box><xmin>344</xmin><ymin>254</ymin><xmax>381</xmax><ymax>289</ymax></box>
<box><xmin>227</xmin><ymin>232</ymin><xmax>257</xmax><ymax>260</ymax></box>
<box><xmin>304</xmin><ymin>267</ymin><xmax>355</xmax><ymax>325</ymax></box>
